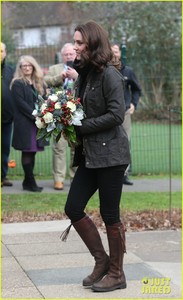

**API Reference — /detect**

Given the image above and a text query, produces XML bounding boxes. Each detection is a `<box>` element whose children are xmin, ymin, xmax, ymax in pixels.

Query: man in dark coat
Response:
<box><xmin>1</xmin><ymin>42</ymin><xmax>14</xmax><ymax>187</ymax></box>
<box><xmin>112</xmin><ymin>43</ymin><xmax>142</xmax><ymax>185</ymax></box>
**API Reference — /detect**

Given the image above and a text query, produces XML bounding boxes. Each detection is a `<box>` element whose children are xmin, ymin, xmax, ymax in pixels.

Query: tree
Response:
<box><xmin>1</xmin><ymin>2</ymin><xmax>16</xmax><ymax>61</ymax></box>
<box><xmin>120</xmin><ymin>2</ymin><xmax>181</xmax><ymax>108</ymax></box>
<box><xmin>76</xmin><ymin>1</ymin><xmax>182</xmax><ymax>108</ymax></box>
<box><xmin>2</xmin><ymin>1</ymin><xmax>181</xmax><ymax>109</ymax></box>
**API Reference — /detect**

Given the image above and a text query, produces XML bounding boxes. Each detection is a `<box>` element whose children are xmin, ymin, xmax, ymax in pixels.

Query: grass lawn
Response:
<box><xmin>2</xmin><ymin>191</ymin><xmax>181</xmax><ymax>217</ymax></box>
<box><xmin>131</xmin><ymin>122</ymin><xmax>181</xmax><ymax>174</ymax></box>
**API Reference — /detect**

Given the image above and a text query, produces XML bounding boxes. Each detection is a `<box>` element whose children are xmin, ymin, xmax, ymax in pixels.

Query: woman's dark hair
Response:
<box><xmin>75</xmin><ymin>20</ymin><xmax>113</xmax><ymax>71</ymax></box>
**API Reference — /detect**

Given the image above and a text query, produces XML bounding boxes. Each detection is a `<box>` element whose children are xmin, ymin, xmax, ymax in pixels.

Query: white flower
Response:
<box><xmin>40</xmin><ymin>103</ymin><xmax>47</xmax><ymax>112</ymax></box>
<box><xmin>49</xmin><ymin>94</ymin><xmax>58</xmax><ymax>102</ymax></box>
<box><xmin>67</xmin><ymin>101</ymin><xmax>76</xmax><ymax>112</ymax></box>
<box><xmin>72</xmin><ymin>109</ymin><xmax>84</xmax><ymax>126</ymax></box>
<box><xmin>32</xmin><ymin>109</ymin><xmax>38</xmax><ymax>117</ymax></box>
<box><xmin>43</xmin><ymin>112</ymin><xmax>53</xmax><ymax>123</ymax></box>
<box><xmin>35</xmin><ymin>117</ymin><xmax>46</xmax><ymax>129</ymax></box>
<box><xmin>46</xmin><ymin>122</ymin><xmax>56</xmax><ymax>132</ymax></box>
<box><xmin>55</xmin><ymin>102</ymin><xmax>61</xmax><ymax>109</ymax></box>
<box><xmin>56</xmin><ymin>90</ymin><xmax>63</xmax><ymax>96</ymax></box>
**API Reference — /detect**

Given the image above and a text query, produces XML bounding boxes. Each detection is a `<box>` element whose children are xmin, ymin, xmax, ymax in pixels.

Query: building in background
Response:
<box><xmin>2</xmin><ymin>2</ymin><xmax>84</xmax><ymax>49</ymax></box>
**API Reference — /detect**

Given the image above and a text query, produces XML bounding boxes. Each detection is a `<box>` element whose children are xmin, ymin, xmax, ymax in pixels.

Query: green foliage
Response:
<box><xmin>64</xmin><ymin>125</ymin><xmax>77</xmax><ymax>145</ymax></box>
<box><xmin>1</xmin><ymin>21</ymin><xmax>15</xmax><ymax>57</ymax></box>
<box><xmin>76</xmin><ymin>2</ymin><xmax>181</xmax><ymax>108</ymax></box>
<box><xmin>1</xmin><ymin>2</ymin><xmax>181</xmax><ymax>118</ymax></box>
<box><xmin>123</xmin><ymin>2</ymin><xmax>181</xmax><ymax>108</ymax></box>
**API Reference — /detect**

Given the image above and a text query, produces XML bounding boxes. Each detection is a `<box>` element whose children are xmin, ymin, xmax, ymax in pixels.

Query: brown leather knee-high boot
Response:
<box><xmin>92</xmin><ymin>222</ymin><xmax>127</xmax><ymax>292</ymax></box>
<box><xmin>73</xmin><ymin>215</ymin><xmax>110</xmax><ymax>286</ymax></box>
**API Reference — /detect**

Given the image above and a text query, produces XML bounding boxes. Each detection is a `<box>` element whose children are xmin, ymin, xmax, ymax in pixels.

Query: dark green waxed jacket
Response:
<box><xmin>74</xmin><ymin>65</ymin><xmax>131</xmax><ymax>168</ymax></box>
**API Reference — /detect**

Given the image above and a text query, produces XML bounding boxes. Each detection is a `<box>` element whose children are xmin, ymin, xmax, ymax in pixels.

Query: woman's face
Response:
<box><xmin>73</xmin><ymin>31</ymin><xmax>86</xmax><ymax>60</ymax></box>
<box><xmin>20</xmin><ymin>60</ymin><xmax>33</xmax><ymax>77</ymax></box>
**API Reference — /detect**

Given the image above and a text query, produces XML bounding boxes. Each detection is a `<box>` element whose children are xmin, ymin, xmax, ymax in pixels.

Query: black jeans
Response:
<box><xmin>65</xmin><ymin>157</ymin><xmax>127</xmax><ymax>225</ymax></box>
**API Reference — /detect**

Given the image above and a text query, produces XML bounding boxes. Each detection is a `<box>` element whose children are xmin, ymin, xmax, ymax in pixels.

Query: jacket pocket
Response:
<box><xmin>83</xmin><ymin>127</ymin><xmax>117</xmax><ymax>157</ymax></box>
<box><xmin>88</xmin><ymin>127</ymin><xmax>117</xmax><ymax>142</ymax></box>
<box><xmin>85</xmin><ymin>81</ymin><xmax>104</xmax><ymax>115</ymax></box>
<box><xmin>85</xmin><ymin>137</ymin><xmax>118</xmax><ymax>157</ymax></box>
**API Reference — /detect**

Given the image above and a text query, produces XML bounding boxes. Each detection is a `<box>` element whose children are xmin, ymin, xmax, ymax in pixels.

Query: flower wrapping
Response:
<box><xmin>34</xmin><ymin>89</ymin><xmax>84</xmax><ymax>146</ymax></box>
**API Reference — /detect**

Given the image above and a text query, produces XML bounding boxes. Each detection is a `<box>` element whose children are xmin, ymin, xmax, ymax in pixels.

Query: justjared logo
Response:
<box><xmin>141</xmin><ymin>277</ymin><xmax>171</xmax><ymax>294</ymax></box>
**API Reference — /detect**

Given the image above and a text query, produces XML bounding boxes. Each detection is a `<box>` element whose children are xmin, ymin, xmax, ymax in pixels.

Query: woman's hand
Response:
<box><xmin>129</xmin><ymin>103</ymin><xmax>135</xmax><ymax>115</ymax></box>
<box><xmin>66</xmin><ymin>67</ymin><xmax>78</xmax><ymax>80</ymax></box>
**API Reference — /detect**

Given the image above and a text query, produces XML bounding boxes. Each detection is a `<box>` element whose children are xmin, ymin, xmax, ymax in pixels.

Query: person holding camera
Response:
<box><xmin>44</xmin><ymin>43</ymin><xmax>78</xmax><ymax>190</ymax></box>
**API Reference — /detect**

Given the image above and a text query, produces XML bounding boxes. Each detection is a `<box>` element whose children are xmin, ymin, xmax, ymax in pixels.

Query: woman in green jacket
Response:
<box><xmin>62</xmin><ymin>21</ymin><xmax>131</xmax><ymax>293</ymax></box>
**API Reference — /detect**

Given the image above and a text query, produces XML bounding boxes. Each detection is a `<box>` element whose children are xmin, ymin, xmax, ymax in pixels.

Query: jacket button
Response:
<box><xmin>86</xmin><ymin>161</ymin><xmax>89</xmax><ymax>165</ymax></box>
<box><xmin>92</xmin><ymin>87</ymin><xmax>95</xmax><ymax>90</ymax></box>
<box><xmin>102</xmin><ymin>142</ymin><xmax>106</xmax><ymax>146</ymax></box>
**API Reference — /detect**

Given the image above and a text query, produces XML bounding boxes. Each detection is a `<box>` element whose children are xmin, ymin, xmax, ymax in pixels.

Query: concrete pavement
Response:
<box><xmin>1</xmin><ymin>177</ymin><xmax>182</xmax><ymax>194</ymax></box>
<box><xmin>1</xmin><ymin>178</ymin><xmax>182</xmax><ymax>298</ymax></box>
<box><xmin>1</xmin><ymin>220</ymin><xmax>182</xmax><ymax>299</ymax></box>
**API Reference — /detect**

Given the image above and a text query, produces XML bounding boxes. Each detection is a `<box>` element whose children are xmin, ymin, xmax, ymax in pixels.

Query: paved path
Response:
<box><xmin>1</xmin><ymin>178</ymin><xmax>182</xmax><ymax>298</ymax></box>
<box><xmin>1</xmin><ymin>178</ymin><xmax>182</xmax><ymax>194</ymax></box>
<box><xmin>2</xmin><ymin>221</ymin><xmax>182</xmax><ymax>299</ymax></box>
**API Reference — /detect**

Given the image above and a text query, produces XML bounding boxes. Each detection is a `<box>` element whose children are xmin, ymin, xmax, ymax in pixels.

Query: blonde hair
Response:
<box><xmin>11</xmin><ymin>55</ymin><xmax>46</xmax><ymax>95</ymax></box>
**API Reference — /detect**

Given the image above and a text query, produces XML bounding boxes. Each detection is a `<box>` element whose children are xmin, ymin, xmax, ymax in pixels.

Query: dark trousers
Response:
<box><xmin>65</xmin><ymin>157</ymin><xmax>127</xmax><ymax>225</ymax></box>
<box><xmin>1</xmin><ymin>122</ymin><xmax>12</xmax><ymax>181</ymax></box>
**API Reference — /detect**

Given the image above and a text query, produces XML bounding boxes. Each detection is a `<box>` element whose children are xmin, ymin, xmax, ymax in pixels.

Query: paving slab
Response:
<box><xmin>1</xmin><ymin>221</ymin><xmax>182</xmax><ymax>299</ymax></box>
<box><xmin>1</xmin><ymin>178</ymin><xmax>182</xmax><ymax>298</ymax></box>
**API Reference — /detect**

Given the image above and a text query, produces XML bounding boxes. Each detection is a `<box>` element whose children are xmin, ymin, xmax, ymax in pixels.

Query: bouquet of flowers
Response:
<box><xmin>33</xmin><ymin>89</ymin><xmax>84</xmax><ymax>146</ymax></box>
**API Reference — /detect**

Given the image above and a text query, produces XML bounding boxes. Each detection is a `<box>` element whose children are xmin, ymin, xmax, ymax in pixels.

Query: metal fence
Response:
<box><xmin>130</xmin><ymin>107</ymin><xmax>181</xmax><ymax>175</ymax></box>
<box><xmin>6</xmin><ymin>46</ymin><xmax>182</xmax><ymax>177</ymax></box>
<box><xmin>8</xmin><ymin>106</ymin><xmax>181</xmax><ymax>177</ymax></box>
<box><xmin>7</xmin><ymin>45</ymin><xmax>63</xmax><ymax>74</ymax></box>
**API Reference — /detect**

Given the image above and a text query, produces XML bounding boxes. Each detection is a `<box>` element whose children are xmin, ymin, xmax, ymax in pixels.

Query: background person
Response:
<box><xmin>1</xmin><ymin>42</ymin><xmax>14</xmax><ymax>187</ymax></box>
<box><xmin>44</xmin><ymin>43</ymin><xmax>78</xmax><ymax>190</ymax></box>
<box><xmin>62</xmin><ymin>21</ymin><xmax>131</xmax><ymax>293</ymax></box>
<box><xmin>111</xmin><ymin>43</ymin><xmax>142</xmax><ymax>185</ymax></box>
<box><xmin>10</xmin><ymin>55</ymin><xmax>47</xmax><ymax>192</ymax></box>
